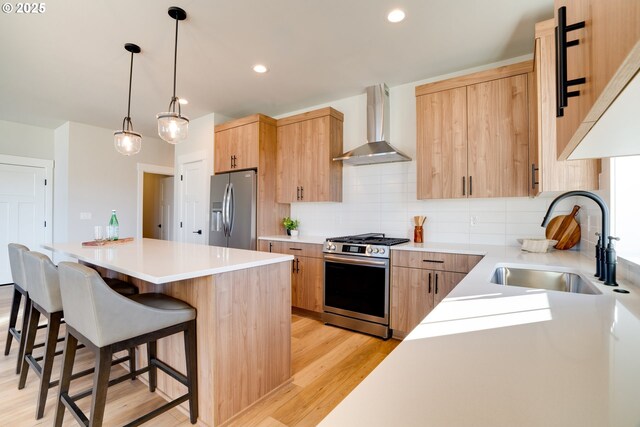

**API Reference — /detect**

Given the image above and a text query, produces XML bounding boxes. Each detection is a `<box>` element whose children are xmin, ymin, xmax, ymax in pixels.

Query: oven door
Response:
<box><xmin>323</xmin><ymin>253</ymin><xmax>389</xmax><ymax>325</ymax></box>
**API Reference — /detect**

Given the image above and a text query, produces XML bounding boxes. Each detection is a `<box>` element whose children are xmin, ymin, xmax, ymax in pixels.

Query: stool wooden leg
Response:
<box><xmin>184</xmin><ymin>320</ymin><xmax>198</xmax><ymax>424</ymax></box>
<box><xmin>128</xmin><ymin>347</ymin><xmax>136</xmax><ymax>380</ymax></box>
<box><xmin>16</xmin><ymin>298</ymin><xmax>31</xmax><ymax>374</ymax></box>
<box><xmin>35</xmin><ymin>311</ymin><xmax>62</xmax><ymax>419</ymax></box>
<box><xmin>4</xmin><ymin>287</ymin><xmax>21</xmax><ymax>356</ymax></box>
<box><xmin>89</xmin><ymin>346</ymin><xmax>113</xmax><ymax>427</ymax></box>
<box><xmin>18</xmin><ymin>306</ymin><xmax>40</xmax><ymax>389</ymax></box>
<box><xmin>54</xmin><ymin>332</ymin><xmax>77</xmax><ymax>427</ymax></box>
<box><xmin>147</xmin><ymin>340</ymin><xmax>157</xmax><ymax>392</ymax></box>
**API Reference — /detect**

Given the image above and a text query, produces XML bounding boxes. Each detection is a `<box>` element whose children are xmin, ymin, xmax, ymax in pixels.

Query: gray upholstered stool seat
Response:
<box><xmin>55</xmin><ymin>262</ymin><xmax>198</xmax><ymax>426</ymax></box>
<box><xmin>5</xmin><ymin>243</ymin><xmax>31</xmax><ymax>375</ymax></box>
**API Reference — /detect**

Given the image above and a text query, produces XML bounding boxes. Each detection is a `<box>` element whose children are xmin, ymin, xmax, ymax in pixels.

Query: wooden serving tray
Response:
<box><xmin>82</xmin><ymin>237</ymin><xmax>134</xmax><ymax>247</ymax></box>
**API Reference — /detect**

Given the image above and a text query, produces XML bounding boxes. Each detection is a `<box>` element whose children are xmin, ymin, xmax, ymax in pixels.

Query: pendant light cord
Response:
<box><xmin>127</xmin><ymin>49</ymin><xmax>134</xmax><ymax>122</ymax></box>
<box><xmin>173</xmin><ymin>16</ymin><xmax>179</xmax><ymax>99</ymax></box>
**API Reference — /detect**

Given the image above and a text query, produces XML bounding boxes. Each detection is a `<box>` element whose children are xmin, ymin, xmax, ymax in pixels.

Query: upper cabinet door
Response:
<box><xmin>276</xmin><ymin>122</ymin><xmax>302</xmax><ymax>203</ymax></box>
<box><xmin>276</xmin><ymin>107</ymin><xmax>343</xmax><ymax>203</ymax></box>
<box><xmin>214</xmin><ymin>122</ymin><xmax>259</xmax><ymax>174</ymax></box>
<box><xmin>467</xmin><ymin>75</ymin><xmax>529</xmax><ymax>198</ymax></box>
<box><xmin>416</xmin><ymin>87</ymin><xmax>468</xmax><ymax>199</ymax></box>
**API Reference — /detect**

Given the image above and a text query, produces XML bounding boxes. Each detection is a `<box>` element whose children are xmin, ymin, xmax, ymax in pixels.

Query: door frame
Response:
<box><xmin>136</xmin><ymin>163</ymin><xmax>174</xmax><ymax>239</ymax></box>
<box><xmin>177</xmin><ymin>151</ymin><xmax>208</xmax><ymax>243</ymax></box>
<box><xmin>0</xmin><ymin>154</ymin><xmax>54</xmax><ymax>245</ymax></box>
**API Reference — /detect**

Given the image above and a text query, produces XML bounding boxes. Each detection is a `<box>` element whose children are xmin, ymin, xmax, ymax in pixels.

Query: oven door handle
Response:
<box><xmin>324</xmin><ymin>254</ymin><xmax>388</xmax><ymax>267</ymax></box>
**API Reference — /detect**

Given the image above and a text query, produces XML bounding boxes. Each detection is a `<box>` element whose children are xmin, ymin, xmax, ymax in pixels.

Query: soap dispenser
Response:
<box><xmin>604</xmin><ymin>236</ymin><xmax>620</xmax><ymax>286</ymax></box>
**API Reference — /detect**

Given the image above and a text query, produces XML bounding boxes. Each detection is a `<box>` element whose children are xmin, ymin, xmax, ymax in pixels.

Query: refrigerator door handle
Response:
<box><xmin>227</xmin><ymin>183</ymin><xmax>235</xmax><ymax>236</ymax></box>
<box><xmin>222</xmin><ymin>183</ymin><xmax>230</xmax><ymax>237</ymax></box>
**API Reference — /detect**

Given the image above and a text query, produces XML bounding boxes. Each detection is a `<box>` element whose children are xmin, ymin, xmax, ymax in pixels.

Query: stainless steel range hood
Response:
<box><xmin>334</xmin><ymin>83</ymin><xmax>411</xmax><ymax>166</ymax></box>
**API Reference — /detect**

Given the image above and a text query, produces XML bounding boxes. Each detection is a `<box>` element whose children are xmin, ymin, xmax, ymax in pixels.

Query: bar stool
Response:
<box><xmin>55</xmin><ymin>262</ymin><xmax>198</xmax><ymax>426</ymax></box>
<box><xmin>5</xmin><ymin>243</ymin><xmax>32</xmax><ymax>374</ymax></box>
<box><xmin>17</xmin><ymin>251</ymin><xmax>135</xmax><ymax>420</ymax></box>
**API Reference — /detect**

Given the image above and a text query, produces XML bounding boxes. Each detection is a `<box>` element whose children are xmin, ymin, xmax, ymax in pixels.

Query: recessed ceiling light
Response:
<box><xmin>178</xmin><ymin>98</ymin><xmax>188</xmax><ymax>105</ymax></box>
<box><xmin>253</xmin><ymin>64</ymin><xmax>268</xmax><ymax>73</ymax></box>
<box><xmin>387</xmin><ymin>9</ymin><xmax>405</xmax><ymax>23</ymax></box>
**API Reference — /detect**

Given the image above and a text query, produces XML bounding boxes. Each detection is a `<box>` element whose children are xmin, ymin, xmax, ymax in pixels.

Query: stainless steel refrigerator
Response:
<box><xmin>209</xmin><ymin>170</ymin><xmax>257</xmax><ymax>250</ymax></box>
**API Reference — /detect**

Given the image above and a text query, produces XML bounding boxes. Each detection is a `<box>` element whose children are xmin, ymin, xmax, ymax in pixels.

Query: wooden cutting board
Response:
<box><xmin>82</xmin><ymin>237</ymin><xmax>134</xmax><ymax>247</ymax></box>
<box><xmin>545</xmin><ymin>205</ymin><xmax>581</xmax><ymax>250</ymax></box>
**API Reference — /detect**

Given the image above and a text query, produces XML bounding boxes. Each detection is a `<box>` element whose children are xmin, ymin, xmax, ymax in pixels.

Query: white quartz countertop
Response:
<box><xmin>319</xmin><ymin>245</ymin><xmax>640</xmax><ymax>426</ymax></box>
<box><xmin>44</xmin><ymin>238</ymin><xmax>293</xmax><ymax>284</ymax></box>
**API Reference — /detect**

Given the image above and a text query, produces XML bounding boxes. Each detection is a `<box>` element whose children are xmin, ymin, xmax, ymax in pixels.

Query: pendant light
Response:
<box><xmin>114</xmin><ymin>43</ymin><xmax>142</xmax><ymax>156</ymax></box>
<box><xmin>157</xmin><ymin>6</ymin><xmax>189</xmax><ymax>144</ymax></box>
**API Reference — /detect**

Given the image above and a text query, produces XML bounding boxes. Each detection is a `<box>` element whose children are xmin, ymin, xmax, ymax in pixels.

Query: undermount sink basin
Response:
<box><xmin>491</xmin><ymin>266</ymin><xmax>602</xmax><ymax>295</ymax></box>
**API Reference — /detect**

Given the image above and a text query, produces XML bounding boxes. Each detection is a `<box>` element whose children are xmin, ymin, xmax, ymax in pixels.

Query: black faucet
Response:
<box><xmin>541</xmin><ymin>190</ymin><xmax>618</xmax><ymax>286</ymax></box>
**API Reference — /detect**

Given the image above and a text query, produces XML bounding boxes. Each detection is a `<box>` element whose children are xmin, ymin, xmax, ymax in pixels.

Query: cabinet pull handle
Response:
<box><xmin>296</xmin><ymin>258</ymin><xmax>300</xmax><ymax>273</ymax></box>
<box><xmin>423</xmin><ymin>259</ymin><xmax>444</xmax><ymax>264</ymax></box>
<box><xmin>462</xmin><ymin>176</ymin><xmax>466</xmax><ymax>196</ymax></box>
<box><xmin>428</xmin><ymin>272</ymin><xmax>432</xmax><ymax>294</ymax></box>
<box><xmin>289</xmin><ymin>248</ymin><xmax>303</xmax><ymax>251</ymax></box>
<box><xmin>269</xmin><ymin>242</ymin><xmax>273</xmax><ymax>252</ymax></box>
<box><xmin>296</xmin><ymin>186</ymin><xmax>300</xmax><ymax>200</ymax></box>
<box><xmin>469</xmin><ymin>176</ymin><xmax>473</xmax><ymax>196</ymax></box>
<box><xmin>292</xmin><ymin>258</ymin><xmax>296</xmax><ymax>274</ymax></box>
<box><xmin>555</xmin><ymin>6</ymin><xmax>586</xmax><ymax>117</ymax></box>
<box><xmin>435</xmin><ymin>273</ymin><xmax>439</xmax><ymax>294</ymax></box>
<box><xmin>531</xmin><ymin>163</ymin><xmax>539</xmax><ymax>189</ymax></box>
<box><xmin>300</xmin><ymin>186</ymin><xmax>304</xmax><ymax>200</ymax></box>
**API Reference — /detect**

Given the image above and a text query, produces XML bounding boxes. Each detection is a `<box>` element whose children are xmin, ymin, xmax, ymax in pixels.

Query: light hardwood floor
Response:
<box><xmin>0</xmin><ymin>285</ymin><xmax>399</xmax><ymax>426</ymax></box>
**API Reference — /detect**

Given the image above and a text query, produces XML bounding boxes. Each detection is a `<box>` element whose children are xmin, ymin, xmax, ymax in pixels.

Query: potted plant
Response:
<box><xmin>282</xmin><ymin>217</ymin><xmax>300</xmax><ymax>237</ymax></box>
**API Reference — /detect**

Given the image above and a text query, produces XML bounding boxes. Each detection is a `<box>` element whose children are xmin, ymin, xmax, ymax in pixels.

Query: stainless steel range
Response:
<box><xmin>323</xmin><ymin>233</ymin><xmax>409</xmax><ymax>339</ymax></box>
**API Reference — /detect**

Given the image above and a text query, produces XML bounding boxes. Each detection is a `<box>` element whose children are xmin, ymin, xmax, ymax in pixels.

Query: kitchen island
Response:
<box><xmin>319</xmin><ymin>243</ymin><xmax>640</xmax><ymax>426</ymax></box>
<box><xmin>44</xmin><ymin>238</ymin><xmax>294</xmax><ymax>427</ymax></box>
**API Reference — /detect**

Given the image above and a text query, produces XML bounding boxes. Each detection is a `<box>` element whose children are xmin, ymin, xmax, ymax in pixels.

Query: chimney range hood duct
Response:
<box><xmin>334</xmin><ymin>83</ymin><xmax>411</xmax><ymax>166</ymax></box>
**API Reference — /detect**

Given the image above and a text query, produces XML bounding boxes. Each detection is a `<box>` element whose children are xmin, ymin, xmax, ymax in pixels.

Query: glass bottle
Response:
<box><xmin>108</xmin><ymin>210</ymin><xmax>119</xmax><ymax>241</ymax></box>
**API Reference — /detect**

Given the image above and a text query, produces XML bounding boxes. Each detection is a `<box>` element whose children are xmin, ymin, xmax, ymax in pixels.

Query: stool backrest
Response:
<box><xmin>23</xmin><ymin>251</ymin><xmax>62</xmax><ymax>313</ymax></box>
<box><xmin>8</xmin><ymin>243</ymin><xmax>29</xmax><ymax>291</ymax></box>
<box><xmin>58</xmin><ymin>262</ymin><xmax>143</xmax><ymax>347</ymax></box>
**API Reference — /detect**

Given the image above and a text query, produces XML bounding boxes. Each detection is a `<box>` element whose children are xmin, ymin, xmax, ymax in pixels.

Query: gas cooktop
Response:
<box><xmin>326</xmin><ymin>233</ymin><xmax>410</xmax><ymax>246</ymax></box>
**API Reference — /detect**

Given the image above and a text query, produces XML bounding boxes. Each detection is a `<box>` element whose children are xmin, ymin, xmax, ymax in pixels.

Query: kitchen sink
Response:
<box><xmin>491</xmin><ymin>266</ymin><xmax>602</xmax><ymax>295</ymax></box>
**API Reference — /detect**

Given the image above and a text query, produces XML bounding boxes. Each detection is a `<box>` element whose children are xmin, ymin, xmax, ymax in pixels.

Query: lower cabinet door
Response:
<box><xmin>292</xmin><ymin>256</ymin><xmax>323</xmax><ymax>312</ymax></box>
<box><xmin>391</xmin><ymin>266</ymin><xmax>435</xmax><ymax>333</ymax></box>
<box><xmin>433</xmin><ymin>271</ymin><xmax>466</xmax><ymax>306</ymax></box>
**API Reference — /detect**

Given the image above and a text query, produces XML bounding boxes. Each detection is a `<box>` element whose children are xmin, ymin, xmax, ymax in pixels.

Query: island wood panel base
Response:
<box><xmin>86</xmin><ymin>261</ymin><xmax>292</xmax><ymax>427</ymax></box>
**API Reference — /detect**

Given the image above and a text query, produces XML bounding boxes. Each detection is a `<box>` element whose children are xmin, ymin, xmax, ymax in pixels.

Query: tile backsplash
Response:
<box><xmin>290</xmin><ymin>161</ymin><xmax>579</xmax><ymax>246</ymax></box>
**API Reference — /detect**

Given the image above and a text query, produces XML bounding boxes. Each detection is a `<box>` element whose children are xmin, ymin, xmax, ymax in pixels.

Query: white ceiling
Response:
<box><xmin>0</xmin><ymin>0</ymin><xmax>553</xmax><ymax>138</ymax></box>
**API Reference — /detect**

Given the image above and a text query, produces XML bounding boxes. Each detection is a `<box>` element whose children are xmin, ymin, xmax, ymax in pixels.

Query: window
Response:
<box><xmin>611</xmin><ymin>155</ymin><xmax>640</xmax><ymax>259</ymax></box>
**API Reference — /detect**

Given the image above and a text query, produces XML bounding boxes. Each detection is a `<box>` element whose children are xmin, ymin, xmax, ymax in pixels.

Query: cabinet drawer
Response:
<box><xmin>391</xmin><ymin>250</ymin><xmax>482</xmax><ymax>273</ymax></box>
<box><xmin>264</xmin><ymin>240</ymin><xmax>323</xmax><ymax>258</ymax></box>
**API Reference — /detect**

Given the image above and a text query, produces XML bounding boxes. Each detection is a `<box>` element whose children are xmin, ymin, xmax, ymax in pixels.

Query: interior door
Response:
<box><xmin>0</xmin><ymin>163</ymin><xmax>46</xmax><ymax>283</ymax></box>
<box><xmin>180</xmin><ymin>159</ymin><xmax>206</xmax><ymax>245</ymax></box>
<box><xmin>160</xmin><ymin>176</ymin><xmax>174</xmax><ymax>241</ymax></box>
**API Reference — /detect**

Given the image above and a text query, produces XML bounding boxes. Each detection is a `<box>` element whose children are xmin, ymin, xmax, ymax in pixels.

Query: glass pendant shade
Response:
<box><xmin>114</xmin><ymin>128</ymin><xmax>142</xmax><ymax>155</ymax></box>
<box><xmin>157</xmin><ymin>108</ymin><xmax>189</xmax><ymax>144</ymax></box>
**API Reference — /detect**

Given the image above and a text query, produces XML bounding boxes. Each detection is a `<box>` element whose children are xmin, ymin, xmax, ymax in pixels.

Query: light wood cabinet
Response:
<box><xmin>555</xmin><ymin>0</ymin><xmax>640</xmax><ymax>159</ymax></box>
<box><xmin>260</xmin><ymin>239</ymin><xmax>324</xmax><ymax>313</ymax></box>
<box><xmin>214</xmin><ymin>116</ymin><xmax>261</xmax><ymax>173</ymax></box>
<box><xmin>531</xmin><ymin>19</ymin><xmax>600</xmax><ymax>195</ymax></box>
<box><xmin>415</xmin><ymin>62</ymin><xmax>532</xmax><ymax>199</ymax></box>
<box><xmin>276</xmin><ymin>107</ymin><xmax>343</xmax><ymax>203</ymax></box>
<box><xmin>390</xmin><ymin>250</ymin><xmax>481</xmax><ymax>337</ymax></box>
<box><xmin>214</xmin><ymin>114</ymin><xmax>290</xmax><ymax>237</ymax></box>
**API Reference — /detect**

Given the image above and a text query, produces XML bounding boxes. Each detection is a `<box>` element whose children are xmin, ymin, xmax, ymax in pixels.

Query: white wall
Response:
<box><xmin>278</xmin><ymin>56</ymin><xmax>579</xmax><ymax>245</ymax></box>
<box><xmin>0</xmin><ymin>119</ymin><xmax>54</xmax><ymax>159</ymax></box>
<box><xmin>55</xmin><ymin>121</ymin><xmax>174</xmax><ymax>243</ymax></box>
